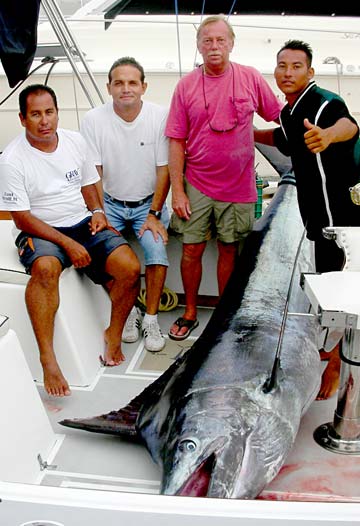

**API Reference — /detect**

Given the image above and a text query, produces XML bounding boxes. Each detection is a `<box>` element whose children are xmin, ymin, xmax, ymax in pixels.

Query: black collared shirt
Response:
<box><xmin>274</xmin><ymin>82</ymin><xmax>360</xmax><ymax>240</ymax></box>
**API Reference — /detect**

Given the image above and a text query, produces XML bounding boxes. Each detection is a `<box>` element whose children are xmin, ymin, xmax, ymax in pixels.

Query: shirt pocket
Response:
<box><xmin>233</xmin><ymin>98</ymin><xmax>255</xmax><ymax>125</ymax></box>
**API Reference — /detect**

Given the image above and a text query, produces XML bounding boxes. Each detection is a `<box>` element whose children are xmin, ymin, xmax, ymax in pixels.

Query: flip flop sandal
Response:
<box><xmin>168</xmin><ymin>317</ymin><xmax>199</xmax><ymax>341</ymax></box>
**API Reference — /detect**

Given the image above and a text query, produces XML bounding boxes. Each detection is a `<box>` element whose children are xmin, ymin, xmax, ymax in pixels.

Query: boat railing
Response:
<box><xmin>41</xmin><ymin>0</ymin><xmax>105</xmax><ymax>107</ymax></box>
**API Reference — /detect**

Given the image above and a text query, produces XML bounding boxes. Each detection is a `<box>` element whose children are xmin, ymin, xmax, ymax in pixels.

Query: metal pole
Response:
<box><xmin>41</xmin><ymin>0</ymin><xmax>105</xmax><ymax>107</ymax></box>
<box><xmin>334</xmin><ymin>330</ymin><xmax>360</xmax><ymax>439</ymax></box>
<box><xmin>314</xmin><ymin>329</ymin><xmax>360</xmax><ymax>454</ymax></box>
<box><xmin>302</xmin><ymin>229</ymin><xmax>360</xmax><ymax>455</ymax></box>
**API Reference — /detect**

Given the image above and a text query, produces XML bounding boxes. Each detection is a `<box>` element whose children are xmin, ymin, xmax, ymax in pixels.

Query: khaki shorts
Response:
<box><xmin>170</xmin><ymin>179</ymin><xmax>255</xmax><ymax>244</ymax></box>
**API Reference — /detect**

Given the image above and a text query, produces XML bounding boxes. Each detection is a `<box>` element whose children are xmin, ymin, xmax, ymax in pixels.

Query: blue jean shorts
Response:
<box><xmin>15</xmin><ymin>217</ymin><xmax>128</xmax><ymax>284</ymax></box>
<box><xmin>104</xmin><ymin>192</ymin><xmax>169</xmax><ymax>267</ymax></box>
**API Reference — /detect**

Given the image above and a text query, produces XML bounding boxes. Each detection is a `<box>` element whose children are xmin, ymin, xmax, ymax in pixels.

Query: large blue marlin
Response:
<box><xmin>60</xmin><ymin>176</ymin><xmax>321</xmax><ymax>499</ymax></box>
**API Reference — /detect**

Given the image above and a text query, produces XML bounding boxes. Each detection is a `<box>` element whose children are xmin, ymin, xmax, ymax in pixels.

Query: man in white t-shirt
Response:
<box><xmin>0</xmin><ymin>84</ymin><xmax>141</xmax><ymax>397</ymax></box>
<box><xmin>81</xmin><ymin>57</ymin><xmax>170</xmax><ymax>353</ymax></box>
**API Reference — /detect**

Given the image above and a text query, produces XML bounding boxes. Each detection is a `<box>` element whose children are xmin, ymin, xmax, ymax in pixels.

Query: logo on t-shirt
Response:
<box><xmin>65</xmin><ymin>167</ymin><xmax>81</xmax><ymax>184</ymax></box>
<box><xmin>2</xmin><ymin>191</ymin><xmax>17</xmax><ymax>203</ymax></box>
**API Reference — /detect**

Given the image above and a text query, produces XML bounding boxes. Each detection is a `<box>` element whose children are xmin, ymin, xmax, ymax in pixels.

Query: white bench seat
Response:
<box><xmin>0</xmin><ymin>220</ymin><xmax>111</xmax><ymax>386</ymax></box>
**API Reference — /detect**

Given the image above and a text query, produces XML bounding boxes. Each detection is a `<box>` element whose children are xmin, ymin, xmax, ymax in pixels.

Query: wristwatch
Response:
<box><xmin>148</xmin><ymin>209</ymin><xmax>162</xmax><ymax>219</ymax></box>
<box><xmin>91</xmin><ymin>208</ymin><xmax>105</xmax><ymax>215</ymax></box>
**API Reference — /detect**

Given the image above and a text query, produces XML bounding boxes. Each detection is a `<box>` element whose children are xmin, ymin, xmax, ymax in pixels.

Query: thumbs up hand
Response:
<box><xmin>303</xmin><ymin>118</ymin><xmax>332</xmax><ymax>153</ymax></box>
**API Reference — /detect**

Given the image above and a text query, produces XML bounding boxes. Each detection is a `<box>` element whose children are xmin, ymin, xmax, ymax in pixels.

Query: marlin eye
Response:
<box><xmin>179</xmin><ymin>439</ymin><xmax>197</xmax><ymax>452</ymax></box>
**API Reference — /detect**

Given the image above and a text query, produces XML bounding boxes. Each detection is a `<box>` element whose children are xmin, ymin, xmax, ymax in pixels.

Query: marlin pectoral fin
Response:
<box><xmin>59</xmin><ymin>399</ymin><xmax>142</xmax><ymax>438</ymax></box>
<box><xmin>60</xmin><ymin>352</ymin><xmax>190</xmax><ymax>438</ymax></box>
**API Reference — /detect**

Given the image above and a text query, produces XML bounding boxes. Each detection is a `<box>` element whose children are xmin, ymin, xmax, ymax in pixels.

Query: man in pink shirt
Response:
<box><xmin>166</xmin><ymin>14</ymin><xmax>282</xmax><ymax>340</ymax></box>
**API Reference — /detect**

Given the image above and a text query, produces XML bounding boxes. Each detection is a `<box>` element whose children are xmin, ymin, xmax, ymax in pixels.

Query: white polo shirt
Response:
<box><xmin>0</xmin><ymin>128</ymin><xmax>99</xmax><ymax>227</ymax></box>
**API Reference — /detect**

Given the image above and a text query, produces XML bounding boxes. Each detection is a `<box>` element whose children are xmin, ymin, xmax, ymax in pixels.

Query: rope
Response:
<box><xmin>44</xmin><ymin>59</ymin><xmax>59</xmax><ymax>85</ymax></box>
<box><xmin>174</xmin><ymin>0</ymin><xmax>182</xmax><ymax>77</ymax></box>
<box><xmin>192</xmin><ymin>0</ymin><xmax>206</xmax><ymax>68</ymax></box>
<box><xmin>0</xmin><ymin>57</ymin><xmax>59</xmax><ymax>107</ymax></box>
<box><xmin>227</xmin><ymin>0</ymin><xmax>237</xmax><ymax>18</ymax></box>
<box><xmin>137</xmin><ymin>286</ymin><xmax>179</xmax><ymax>312</ymax></box>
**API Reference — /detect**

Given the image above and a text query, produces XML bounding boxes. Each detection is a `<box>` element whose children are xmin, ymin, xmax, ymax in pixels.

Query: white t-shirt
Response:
<box><xmin>0</xmin><ymin>128</ymin><xmax>99</xmax><ymax>227</ymax></box>
<box><xmin>80</xmin><ymin>100</ymin><xmax>168</xmax><ymax>201</ymax></box>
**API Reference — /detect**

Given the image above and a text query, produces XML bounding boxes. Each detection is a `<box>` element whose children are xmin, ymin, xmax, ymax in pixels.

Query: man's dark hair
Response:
<box><xmin>19</xmin><ymin>84</ymin><xmax>58</xmax><ymax>117</ymax></box>
<box><xmin>108</xmin><ymin>56</ymin><xmax>145</xmax><ymax>83</ymax></box>
<box><xmin>277</xmin><ymin>40</ymin><xmax>313</xmax><ymax>67</ymax></box>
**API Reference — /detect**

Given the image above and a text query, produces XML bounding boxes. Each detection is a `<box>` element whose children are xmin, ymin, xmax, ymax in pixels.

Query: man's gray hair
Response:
<box><xmin>196</xmin><ymin>15</ymin><xmax>235</xmax><ymax>42</ymax></box>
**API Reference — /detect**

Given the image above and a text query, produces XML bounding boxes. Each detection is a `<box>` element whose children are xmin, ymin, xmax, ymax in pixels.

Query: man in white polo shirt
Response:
<box><xmin>0</xmin><ymin>84</ymin><xmax>141</xmax><ymax>397</ymax></box>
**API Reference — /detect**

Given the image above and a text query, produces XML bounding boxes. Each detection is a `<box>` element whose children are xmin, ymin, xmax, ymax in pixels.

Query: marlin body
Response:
<box><xmin>61</xmin><ymin>180</ymin><xmax>321</xmax><ymax>499</ymax></box>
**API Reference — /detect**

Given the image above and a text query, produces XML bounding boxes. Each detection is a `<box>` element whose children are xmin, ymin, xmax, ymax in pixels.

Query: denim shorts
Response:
<box><xmin>104</xmin><ymin>192</ymin><xmax>169</xmax><ymax>267</ymax></box>
<box><xmin>15</xmin><ymin>217</ymin><xmax>128</xmax><ymax>284</ymax></box>
<box><xmin>170</xmin><ymin>179</ymin><xmax>255</xmax><ymax>244</ymax></box>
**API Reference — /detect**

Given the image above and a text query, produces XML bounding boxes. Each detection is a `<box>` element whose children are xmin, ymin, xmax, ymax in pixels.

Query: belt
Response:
<box><xmin>106</xmin><ymin>193</ymin><xmax>154</xmax><ymax>208</ymax></box>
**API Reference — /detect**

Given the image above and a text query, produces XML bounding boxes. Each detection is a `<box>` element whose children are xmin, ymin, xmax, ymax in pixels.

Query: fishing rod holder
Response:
<box><xmin>302</xmin><ymin>227</ymin><xmax>360</xmax><ymax>455</ymax></box>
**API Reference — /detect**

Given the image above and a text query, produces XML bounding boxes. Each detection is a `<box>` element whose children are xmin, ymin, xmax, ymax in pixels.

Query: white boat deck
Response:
<box><xmin>27</xmin><ymin>305</ymin><xmax>360</xmax><ymax>503</ymax></box>
<box><xmin>1</xmin><ymin>228</ymin><xmax>360</xmax><ymax>524</ymax></box>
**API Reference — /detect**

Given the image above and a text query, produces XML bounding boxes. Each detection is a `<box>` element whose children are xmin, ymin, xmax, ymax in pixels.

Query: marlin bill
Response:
<box><xmin>60</xmin><ymin>176</ymin><xmax>321</xmax><ymax>499</ymax></box>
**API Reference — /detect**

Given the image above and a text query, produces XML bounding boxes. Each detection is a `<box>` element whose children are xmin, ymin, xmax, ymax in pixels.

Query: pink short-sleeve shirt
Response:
<box><xmin>165</xmin><ymin>63</ymin><xmax>282</xmax><ymax>202</ymax></box>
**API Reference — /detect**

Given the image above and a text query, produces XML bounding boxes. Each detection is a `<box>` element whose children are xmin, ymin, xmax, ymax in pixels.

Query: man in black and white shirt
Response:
<box><xmin>255</xmin><ymin>40</ymin><xmax>360</xmax><ymax>401</ymax></box>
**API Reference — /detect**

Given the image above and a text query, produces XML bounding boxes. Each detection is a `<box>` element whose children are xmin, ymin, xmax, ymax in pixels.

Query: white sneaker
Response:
<box><xmin>122</xmin><ymin>307</ymin><xmax>141</xmax><ymax>343</ymax></box>
<box><xmin>142</xmin><ymin>319</ymin><xmax>165</xmax><ymax>352</ymax></box>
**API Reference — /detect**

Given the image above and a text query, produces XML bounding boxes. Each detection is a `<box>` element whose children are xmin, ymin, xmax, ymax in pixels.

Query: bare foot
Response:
<box><xmin>102</xmin><ymin>330</ymin><xmax>125</xmax><ymax>366</ymax></box>
<box><xmin>317</xmin><ymin>345</ymin><xmax>340</xmax><ymax>400</ymax></box>
<box><xmin>43</xmin><ymin>362</ymin><xmax>71</xmax><ymax>397</ymax></box>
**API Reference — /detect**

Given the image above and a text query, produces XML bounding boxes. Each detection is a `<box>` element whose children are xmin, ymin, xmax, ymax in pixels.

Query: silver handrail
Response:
<box><xmin>41</xmin><ymin>0</ymin><xmax>105</xmax><ymax>107</ymax></box>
